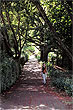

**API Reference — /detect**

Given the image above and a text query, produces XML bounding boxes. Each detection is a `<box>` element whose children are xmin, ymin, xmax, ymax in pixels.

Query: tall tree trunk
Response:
<box><xmin>40</xmin><ymin>45</ymin><xmax>49</xmax><ymax>62</ymax></box>
<box><xmin>62</xmin><ymin>52</ymin><xmax>72</xmax><ymax>70</ymax></box>
<box><xmin>43</xmin><ymin>50</ymin><xmax>48</xmax><ymax>62</ymax></box>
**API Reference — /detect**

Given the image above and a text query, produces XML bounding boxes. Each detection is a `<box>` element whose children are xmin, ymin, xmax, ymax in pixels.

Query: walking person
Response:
<box><xmin>41</xmin><ymin>63</ymin><xmax>47</xmax><ymax>85</ymax></box>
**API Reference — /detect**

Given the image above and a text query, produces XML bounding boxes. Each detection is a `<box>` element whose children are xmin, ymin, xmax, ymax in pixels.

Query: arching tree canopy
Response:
<box><xmin>0</xmin><ymin>0</ymin><xmax>72</xmax><ymax>66</ymax></box>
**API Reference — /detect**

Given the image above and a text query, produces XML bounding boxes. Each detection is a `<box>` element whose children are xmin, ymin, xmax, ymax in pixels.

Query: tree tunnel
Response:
<box><xmin>0</xmin><ymin>0</ymin><xmax>72</xmax><ymax>69</ymax></box>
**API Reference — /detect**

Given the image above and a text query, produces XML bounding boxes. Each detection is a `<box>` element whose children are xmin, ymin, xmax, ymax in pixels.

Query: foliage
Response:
<box><xmin>34</xmin><ymin>0</ymin><xmax>72</xmax><ymax>64</ymax></box>
<box><xmin>0</xmin><ymin>52</ymin><xmax>20</xmax><ymax>93</ymax></box>
<box><xmin>35</xmin><ymin>53</ymin><xmax>40</xmax><ymax>62</ymax></box>
<box><xmin>1</xmin><ymin>1</ymin><xmax>31</xmax><ymax>59</ymax></box>
<box><xmin>47</xmin><ymin>62</ymin><xmax>72</xmax><ymax>96</ymax></box>
<box><xmin>64</xmin><ymin>78</ymin><xmax>73</xmax><ymax>96</ymax></box>
<box><xmin>19</xmin><ymin>54</ymin><xmax>28</xmax><ymax>66</ymax></box>
<box><xmin>22</xmin><ymin>44</ymin><xmax>36</xmax><ymax>56</ymax></box>
<box><xmin>1</xmin><ymin>0</ymin><xmax>72</xmax><ymax>65</ymax></box>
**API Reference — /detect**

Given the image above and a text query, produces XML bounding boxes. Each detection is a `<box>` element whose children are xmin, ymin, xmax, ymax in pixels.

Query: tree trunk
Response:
<box><xmin>62</xmin><ymin>52</ymin><xmax>72</xmax><ymax>70</ymax></box>
<box><xmin>40</xmin><ymin>45</ymin><xmax>49</xmax><ymax>62</ymax></box>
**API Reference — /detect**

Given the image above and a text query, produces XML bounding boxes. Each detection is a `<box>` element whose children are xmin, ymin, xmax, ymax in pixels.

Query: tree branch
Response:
<box><xmin>0</xmin><ymin>9</ymin><xmax>9</xmax><ymax>42</ymax></box>
<box><xmin>4</xmin><ymin>3</ymin><xmax>19</xmax><ymax>56</ymax></box>
<box><xmin>18</xmin><ymin>14</ymin><xmax>21</xmax><ymax>55</ymax></box>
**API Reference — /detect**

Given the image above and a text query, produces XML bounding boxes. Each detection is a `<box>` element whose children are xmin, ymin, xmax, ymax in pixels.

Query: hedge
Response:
<box><xmin>0</xmin><ymin>55</ymin><xmax>20</xmax><ymax>93</ymax></box>
<box><xmin>47</xmin><ymin>64</ymin><xmax>72</xmax><ymax>96</ymax></box>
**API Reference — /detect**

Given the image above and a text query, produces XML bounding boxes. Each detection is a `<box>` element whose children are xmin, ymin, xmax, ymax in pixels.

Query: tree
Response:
<box><xmin>1</xmin><ymin>1</ymin><xmax>29</xmax><ymax>60</ymax></box>
<box><xmin>30</xmin><ymin>0</ymin><xmax>72</xmax><ymax>63</ymax></box>
<box><xmin>1</xmin><ymin>0</ymin><xmax>72</xmax><ymax>69</ymax></box>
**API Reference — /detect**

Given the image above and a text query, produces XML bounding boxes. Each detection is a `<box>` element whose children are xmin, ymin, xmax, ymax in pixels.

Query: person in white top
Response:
<box><xmin>41</xmin><ymin>63</ymin><xmax>47</xmax><ymax>85</ymax></box>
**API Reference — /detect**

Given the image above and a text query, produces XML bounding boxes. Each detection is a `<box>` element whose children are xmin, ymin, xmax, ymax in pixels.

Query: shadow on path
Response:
<box><xmin>0</xmin><ymin>56</ymin><xmax>72</xmax><ymax>110</ymax></box>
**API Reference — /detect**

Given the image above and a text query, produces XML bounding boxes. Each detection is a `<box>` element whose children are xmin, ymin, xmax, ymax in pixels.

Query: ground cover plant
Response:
<box><xmin>47</xmin><ymin>63</ymin><xmax>72</xmax><ymax>96</ymax></box>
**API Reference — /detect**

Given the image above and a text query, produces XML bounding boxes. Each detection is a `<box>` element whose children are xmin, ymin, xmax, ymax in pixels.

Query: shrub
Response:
<box><xmin>35</xmin><ymin>54</ymin><xmax>40</xmax><ymax>61</ymax></box>
<box><xmin>51</xmin><ymin>77</ymin><xmax>65</xmax><ymax>90</ymax></box>
<box><xmin>64</xmin><ymin>78</ymin><xmax>72</xmax><ymax>96</ymax></box>
<box><xmin>0</xmin><ymin>54</ymin><xmax>20</xmax><ymax>93</ymax></box>
<box><xmin>47</xmin><ymin>63</ymin><xmax>72</xmax><ymax>96</ymax></box>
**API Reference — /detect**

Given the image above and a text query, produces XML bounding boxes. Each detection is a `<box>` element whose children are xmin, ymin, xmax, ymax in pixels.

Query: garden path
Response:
<box><xmin>0</xmin><ymin>56</ymin><xmax>72</xmax><ymax>110</ymax></box>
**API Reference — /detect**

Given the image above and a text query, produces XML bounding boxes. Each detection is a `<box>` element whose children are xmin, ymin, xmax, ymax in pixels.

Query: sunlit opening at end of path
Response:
<box><xmin>29</xmin><ymin>55</ymin><xmax>35</xmax><ymax>60</ymax></box>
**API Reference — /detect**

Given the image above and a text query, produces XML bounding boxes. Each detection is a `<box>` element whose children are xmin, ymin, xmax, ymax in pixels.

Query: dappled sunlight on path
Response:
<box><xmin>0</xmin><ymin>56</ymin><xmax>72</xmax><ymax>110</ymax></box>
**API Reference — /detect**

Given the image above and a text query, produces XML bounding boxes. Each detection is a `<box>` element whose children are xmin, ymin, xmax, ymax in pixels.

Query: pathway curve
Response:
<box><xmin>0</xmin><ymin>56</ymin><xmax>72</xmax><ymax>110</ymax></box>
